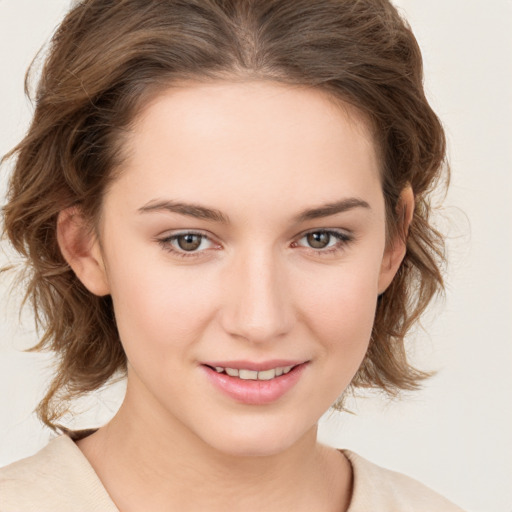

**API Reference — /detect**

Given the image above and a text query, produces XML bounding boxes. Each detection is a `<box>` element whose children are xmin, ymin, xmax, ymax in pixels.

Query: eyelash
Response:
<box><xmin>157</xmin><ymin>229</ymin><xmax>353</xmax><ymax>259</ymax></box>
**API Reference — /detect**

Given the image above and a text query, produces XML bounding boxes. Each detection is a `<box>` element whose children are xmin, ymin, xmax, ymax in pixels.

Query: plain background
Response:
<box><xmin>0</xmin><ymin>1</ymin><xmax>511</xmax><ymax>511</ymax></box>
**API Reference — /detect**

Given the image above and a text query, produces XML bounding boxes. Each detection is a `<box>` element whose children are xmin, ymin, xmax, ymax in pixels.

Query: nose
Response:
<box><xmin>219</xmin><ymin>248</ymin><xmax>295</xmax><ymax>344</ymax></box>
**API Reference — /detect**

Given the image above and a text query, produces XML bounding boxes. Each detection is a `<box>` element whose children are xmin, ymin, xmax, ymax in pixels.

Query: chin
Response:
<box><xmin>196</xmin><ymin>418</ymin><xmax>316</xmax><ymax>459</ymax></box>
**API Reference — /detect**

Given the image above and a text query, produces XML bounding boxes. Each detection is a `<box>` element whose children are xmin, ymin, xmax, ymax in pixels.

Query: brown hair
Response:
<box><xmin>1</xmin><ymin>0</ymin><xmax>447</xmax><ymax>430</ymax></box>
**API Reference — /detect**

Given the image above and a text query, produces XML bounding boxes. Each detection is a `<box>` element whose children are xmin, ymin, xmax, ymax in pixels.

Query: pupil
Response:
<box><xmin>307</xmin><ymin>232</ymin><xmax>330</xmax><ymax>249</ymax></box>
<box><xmin>178</xmin><ymin>234</ymin><xmax>202</xmax><ymax>251</ymax></box>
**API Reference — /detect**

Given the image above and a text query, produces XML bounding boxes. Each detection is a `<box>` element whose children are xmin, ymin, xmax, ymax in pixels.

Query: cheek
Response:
<box><xmin>105</xmin><ymin>240</ymin><xmax>218</xmax><ymax>358</ymax></box>
<box><xmin>296</xmin><ymin>259</ymin><xmax>381</xmax><ymax>363</ymax></box>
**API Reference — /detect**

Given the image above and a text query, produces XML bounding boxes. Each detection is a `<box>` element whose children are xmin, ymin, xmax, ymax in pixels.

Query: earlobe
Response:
<box><xmin>57</xmin><ymin>207</ymin><xmax>110</xmax><ymax>296</ymax></box>
<box><xmin>378</xmin><ymin>186</ymin><xmax>415</xmax><ymax>294</ymax></box>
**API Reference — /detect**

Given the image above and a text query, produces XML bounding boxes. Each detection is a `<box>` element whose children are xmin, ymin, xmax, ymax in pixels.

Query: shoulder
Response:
<box><xmin>0</xmin><ymin>435</ymin><xmax>118</xmax><ymax>512</ymax></box>
<box><xmin>343</xmin><ymin>450</ymin><xmax>465</xmax><ymax>512</ymax></box>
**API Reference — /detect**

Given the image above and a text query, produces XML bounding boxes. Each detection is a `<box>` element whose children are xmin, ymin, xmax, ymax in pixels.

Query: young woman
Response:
<box><xmin>0</xmin><ymin>0</ymin><xmax>464</xmax><ymax>510</ymax></box>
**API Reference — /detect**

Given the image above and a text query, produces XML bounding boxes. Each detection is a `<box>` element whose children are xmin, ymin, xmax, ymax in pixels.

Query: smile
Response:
<box><xmin>210</xmin><ymin>365</ymin><xmax>295</xmax><ymax>380</ymax></box>
<box><xmin>202</xmin><ymin>361</ymin><xmax>308</xmax><ymax>405</ymax></box>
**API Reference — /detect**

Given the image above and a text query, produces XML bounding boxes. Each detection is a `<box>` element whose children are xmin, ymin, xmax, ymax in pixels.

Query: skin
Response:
<box><xmin>58</xmin><ymin>81</ymin><xmax>412</xmax><ymax>512</ymax></box>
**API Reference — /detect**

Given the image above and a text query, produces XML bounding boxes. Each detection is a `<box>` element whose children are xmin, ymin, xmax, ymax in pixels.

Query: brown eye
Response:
<box><xmin>295</xmin><ymin>230</ymin><xmax>352</xmax><ymax>253</ymax></box>
<box><xmin>159</xmin><ymin>231</ymin><xmax>217</xmax><ymax>257</ymax></box>
<box><xmin>306</xmin><ymin>232</ymin><xmax>331</xmax><ymax>249</ymax></box>
<box><xmin>177</xmin><ymin>234</ymin><xmax>203</xmax><ymax>251</ymax></box>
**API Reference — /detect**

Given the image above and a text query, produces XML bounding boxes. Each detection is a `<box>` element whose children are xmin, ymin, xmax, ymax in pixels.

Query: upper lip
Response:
<box><xmin>201</xmin><ymin>360</ymin><xmax>308</xmax><ymax>371</ymax></box>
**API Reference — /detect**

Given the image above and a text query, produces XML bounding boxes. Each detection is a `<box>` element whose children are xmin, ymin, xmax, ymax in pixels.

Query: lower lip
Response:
<box><xmin>202</xmin><ymin>364</ymin><xmax>307</xmax><ymax>405</ymax></box>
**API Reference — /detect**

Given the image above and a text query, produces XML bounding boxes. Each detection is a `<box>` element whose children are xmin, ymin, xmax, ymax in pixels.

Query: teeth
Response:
<box><xmin>257</xmin><ymin>369</ymin><xmax>276</xmax><ymax>380</ymax></box>
<box><xmin>213</xmin><ymin>365</ymin><xmax>297</xmax><ymax>380</ymax></box>
<box><xmin>239</xmin><ymin>369</ymin><xmax>258</xmax><ymax>380</ymax></box>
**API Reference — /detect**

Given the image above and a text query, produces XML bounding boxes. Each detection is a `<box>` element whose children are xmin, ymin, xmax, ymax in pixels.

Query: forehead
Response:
<box><xmin>131</xmin><ymin>80</ymin><xmax>376</xmax><ymax>160</ymax></box>
<box><xmin>109</xmin><ymin>80</ymin><xmax>382</xmax><ymax>219</ymax></box>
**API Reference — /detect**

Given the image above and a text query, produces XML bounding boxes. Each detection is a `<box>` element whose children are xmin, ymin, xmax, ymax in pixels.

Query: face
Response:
<box><xmin>71</xmin><ymin>81</ymin><xmax>403</xmax><ymax>457</ymax></box>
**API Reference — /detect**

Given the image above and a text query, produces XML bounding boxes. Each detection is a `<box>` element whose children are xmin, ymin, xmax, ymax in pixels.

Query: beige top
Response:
<box><xmin>0</xmin><ymin>436</ymin><xmax>464</xmax><ymax>511</ymax></box>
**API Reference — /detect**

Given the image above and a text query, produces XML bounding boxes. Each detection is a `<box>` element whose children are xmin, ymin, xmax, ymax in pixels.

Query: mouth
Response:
<box><xmin>201</xmin><ymin>361</ymin><xmax>308</xmax><ymax>405</ymax></box>
<box><xmin>204</xmin><ymin>364</ymin><xmax>298</xmax><ymax>381</ymax></box>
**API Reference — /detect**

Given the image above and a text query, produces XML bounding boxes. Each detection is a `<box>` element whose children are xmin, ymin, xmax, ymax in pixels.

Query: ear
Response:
<box><xmin>57</xmin><ymin>207</ymin><xmax>110</xmax><ymax>296</ymax></box>
<box><xmin>378</xmin><ymin>185</ymin><xmax>414</xmax><ymax>294</ymax></box>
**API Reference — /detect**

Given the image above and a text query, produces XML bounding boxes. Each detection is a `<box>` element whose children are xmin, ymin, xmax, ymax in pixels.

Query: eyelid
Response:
<box><xmin>157</xmin><ymin>229</ymin><xmax>221</xmax><ymax>258</ymax></box>
<box><xmin>294</xmin><ymin>227</ymin><xmax>352</xmax><ymax>242</ymax></box>
<box><xmin>156</xmin><ymin>227</ymin><xmax>353</xmax><ymax>259</ymax></box>
<box><xmin>292</xmin><ymin>228</ymin><xmax>354</xmax><ymax>254</ymax></box>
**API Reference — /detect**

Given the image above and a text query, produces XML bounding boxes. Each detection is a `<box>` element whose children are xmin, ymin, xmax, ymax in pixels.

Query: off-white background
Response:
<box><xmin>0</xmin><ymin>1</ymin><xmax>511</xmax><ymax>511</ymax></box>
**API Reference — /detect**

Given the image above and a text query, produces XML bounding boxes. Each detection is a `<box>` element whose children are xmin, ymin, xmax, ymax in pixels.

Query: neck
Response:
<box><xmin>77</xmin><ymin>383</ymin><xmax>352</xmax><ymax>512</ymax></box>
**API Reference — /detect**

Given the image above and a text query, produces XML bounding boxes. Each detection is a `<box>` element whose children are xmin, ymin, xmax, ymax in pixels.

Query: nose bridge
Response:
<box><xmin>221</xmin><ymin>244</ymin><xmax>294</xmax><ymax>343</ymax></box>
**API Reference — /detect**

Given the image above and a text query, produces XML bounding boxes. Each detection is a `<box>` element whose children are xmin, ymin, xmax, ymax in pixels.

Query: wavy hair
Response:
<box><xmin>1</xmin><ymin>0</ymin><xmax>448</xmax><ymax>430</ymax></box>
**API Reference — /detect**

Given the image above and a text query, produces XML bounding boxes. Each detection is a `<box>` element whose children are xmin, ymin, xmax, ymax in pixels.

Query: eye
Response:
<box><xmin>294</xmin><ymin>229</ymin><xmax>352</xmax><ymax>253</ymax></box>
<box><xmin>304</xmin><ymin>231</ymin><xmax>333</xmax><ymax>249</ymax></box>
<box><xmin>174</xmin><ymin>233</ymin><xmax>206</xmax><ymax>251</ymax></box>
<box><xmin>158</xmin><ymin>231</ymin><xmax>218</xmax><ymax>257</ymax></box>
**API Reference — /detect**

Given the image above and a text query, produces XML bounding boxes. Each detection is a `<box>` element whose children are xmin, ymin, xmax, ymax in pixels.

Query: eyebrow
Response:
<box><xmin>138</xmin><ymin>197</ymin><xmax>370</xmax><ymax>224</ymax></box>
<box><xmin>138</xmin><ymin>200</ymin><xmax>229</xmax><ymax>223</ymax></box>
<box><xmin>293</xmin><ymin>198</ymin><xmax>371</xmax><ymax>222</ymax></box>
